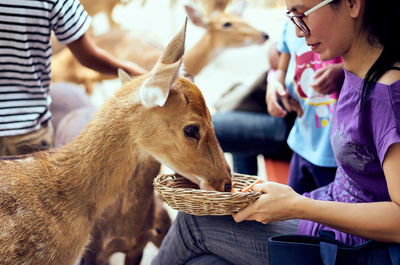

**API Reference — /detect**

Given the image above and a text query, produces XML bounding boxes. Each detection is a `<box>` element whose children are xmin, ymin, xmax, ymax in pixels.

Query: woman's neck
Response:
<box><xmin>342</xmin><ymin>33</ymin><xmax>383</xmax><ymax>78</ymax></box>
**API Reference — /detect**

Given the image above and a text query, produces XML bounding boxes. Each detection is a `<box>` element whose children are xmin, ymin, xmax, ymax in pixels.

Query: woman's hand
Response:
<box><xmin>232</xmin><ymin>181</ymin><xmax>303</xmax><ymax>224</ymax></box>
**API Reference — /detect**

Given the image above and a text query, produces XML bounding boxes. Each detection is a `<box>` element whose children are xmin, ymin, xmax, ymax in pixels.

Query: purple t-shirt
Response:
<box><xmin>298</xmin><ymin>68</ymin><xmax>400</xmax><ymax>245</ymax></box>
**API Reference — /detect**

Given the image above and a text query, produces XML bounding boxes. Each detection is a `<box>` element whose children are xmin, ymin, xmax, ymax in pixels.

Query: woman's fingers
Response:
<box><xmin>233</xmin><ymin>202</ymin><xmax>256</xmax><ymax>222</ymax></box>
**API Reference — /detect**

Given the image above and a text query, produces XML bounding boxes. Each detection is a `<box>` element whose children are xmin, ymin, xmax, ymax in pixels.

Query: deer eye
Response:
<box><xmin>224</xmin><ymin>183</ymin><xmax>232</xmax><ymax>192</ymax></box>
<box><xmin>223</xmin><ymin>22</ymin><xmax>232</xmax><ymax>28</ymax></box>
<box><xmin>184</xmin><ymin>125</ymin><xmax>200</xmax><ymax>141</ymax></box>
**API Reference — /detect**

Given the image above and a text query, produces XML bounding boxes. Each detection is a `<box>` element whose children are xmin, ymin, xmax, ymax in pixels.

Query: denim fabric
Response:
<box><xmin>152</xmin><ymin>213</ymin><xmax>299</xmax><ymax>265</ymax></box>
<box><xmin>288</xmin><ymin>152</ymin><xmax>336</xmax><ymax>194</ymax></box>
<box><xmin>212</xmin><ymin>111</ymin><xmax>294</xmax><ymax>175</ymax></box>
<box><xmin>186</xmin><ymin>254</ymin><xmax>233</xmax><ymax>265</ymax></box>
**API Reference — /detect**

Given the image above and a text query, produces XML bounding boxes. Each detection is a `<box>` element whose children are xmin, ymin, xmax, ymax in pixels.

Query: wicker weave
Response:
<box><xmin>153</xmin><ymin>173</ymin><xmax>262</xmax><ymax>216</ymax></box>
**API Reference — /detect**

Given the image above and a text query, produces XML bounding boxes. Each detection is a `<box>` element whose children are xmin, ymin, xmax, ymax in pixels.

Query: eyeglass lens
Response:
<box><xmin>292</xmin><ymin>17</ymin><xmax>309</xmax><ymax>34</ymax></box>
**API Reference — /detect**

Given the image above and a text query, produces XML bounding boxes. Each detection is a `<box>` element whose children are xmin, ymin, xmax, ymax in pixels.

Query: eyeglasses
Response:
<box><xmin>286</xmin><ymin>0</ymin><xmax>334</xmax><ymax>34</ymax></box>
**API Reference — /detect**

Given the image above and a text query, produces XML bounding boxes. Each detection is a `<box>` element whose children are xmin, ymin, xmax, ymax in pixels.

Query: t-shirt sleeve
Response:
<box><xmin>375</xmin><ymin>82</ymin><xmax>400</xmax><ymax>164</ymax></box>
<box><xmin>277</xmin><ymin>20</ymin><xmax>290</xmax><ymax>54</ymax></box>
<box><xmin>378</xmin><ymin>127</ymin><xmax>400</xmax><ymax>165</ymax></box>
<box><xmin>50</xmin><ymin>0</ymin><xmax>92</xmax><ymax>44</ymax></box>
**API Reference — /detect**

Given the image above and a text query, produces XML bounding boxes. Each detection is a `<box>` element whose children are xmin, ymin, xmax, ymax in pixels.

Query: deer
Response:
<box><xmin>0</xmin><ymin>20</ymin><xmax>232</xmax><ymax>265</ymax></box>
<box><xmin>80</xmin><ymin>0</ymin><xmax>134</xmax><ymax>28</ymax></box>
<box><xmin>50</xmin><ymin>1</ymin><xmax>268</xmax><ymax>94</ymax></box>
<box><xmin>194</xmin><ymin>0</ymin><xmax>233</xmax><ymax>14</ymax></box>
<box><xmin>53</xmin><ymin>105</ymin><xmax>171</xmax><ymax>265</ymax></box>
<box><xmin>83</xmin><ymin>158</ymin><xmax>171</xmax><ymax>265</ymax></box>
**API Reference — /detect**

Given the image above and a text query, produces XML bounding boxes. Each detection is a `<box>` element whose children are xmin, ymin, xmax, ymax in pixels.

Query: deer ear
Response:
<box><xmin>230</xmin><ymin>0</ymin><xmax>246</xmax><ymax>17</ymax></box>
<box><xmin>140</xmin><ymin>18</ymin><xmax>187</xmax><ymax>108</ymax></box>
<box><xmin>118</xmin><ymin>68</ymin><xmax>132</xmax><ymax>85</ymax></box>
<box><xmin>214</xmin><ymin>0</ymin><xmax>230</xmax><ymax>12</ymax></box>
<box><xmin>185</xmin><ymin>4</ymin><xmax>208</xmax><ymax>28</ymax></box>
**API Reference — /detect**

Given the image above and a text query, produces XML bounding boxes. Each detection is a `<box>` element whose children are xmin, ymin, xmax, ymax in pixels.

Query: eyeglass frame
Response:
<box><xmin>286</xmin><ymin>0</ymin><xmax>335</xmax><ymax>34</ymax></box>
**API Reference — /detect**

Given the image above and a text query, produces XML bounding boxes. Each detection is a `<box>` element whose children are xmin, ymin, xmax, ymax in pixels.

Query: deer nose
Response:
<box><xmin>224</xmin><ymin>183</ymin><xmax>232</xmax><ymax>192</ymax></box>
<box><xmin>262</xmin><ymin>32</ymin><xmax>269</xmax><ymax>40</ymax></box>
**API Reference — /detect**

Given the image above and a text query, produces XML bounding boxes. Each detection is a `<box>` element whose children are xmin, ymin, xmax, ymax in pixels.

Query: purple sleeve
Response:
<box><xmin>376</xmin><ymin>81</ymin><xmax>400</xmax><ymax>164</ymax></box>
<box><xmin>388</xmin><ymin>80</ymin><xmax>400</xmax><ymax>133</ymax></box>
<box><xmin>377</xmin><ymin>127</ymin><xmax>400</xmax><ymax>164</ymax></box>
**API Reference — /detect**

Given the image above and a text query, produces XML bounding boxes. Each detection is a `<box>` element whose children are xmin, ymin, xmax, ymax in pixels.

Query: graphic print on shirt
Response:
<box><xmin>332</xmin><ymin>123</ymin><xmax>375</xmax><ymax>171</ymax></box>
<box><xmin>293</xmin><ymin>45</ymin><xmax>339</xmax><ymax>129</ymax></box>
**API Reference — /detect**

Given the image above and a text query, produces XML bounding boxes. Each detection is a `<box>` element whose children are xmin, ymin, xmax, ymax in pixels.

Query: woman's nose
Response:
<box><xmin>295</xmin><ymin>26</ymin><xmax>307</xmax><ymax>38</ymax></box>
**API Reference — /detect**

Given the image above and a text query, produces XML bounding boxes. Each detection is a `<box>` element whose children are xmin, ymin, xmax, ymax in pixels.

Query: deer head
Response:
<box><xmin>118</xmin><ymin>19</ymin><xmax>232</xmax><ymax>192</ymax></box>
<box><xmin>185</xmin><ymin>1</ymin><xmax>269</xmax><ymax>49</ymax></box>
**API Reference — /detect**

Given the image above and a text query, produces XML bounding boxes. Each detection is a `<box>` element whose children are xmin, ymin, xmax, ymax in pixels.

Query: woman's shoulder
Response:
<box><xmin>378</xmin><ymin>64</ymin><xmax>400</xmax><ymax>86</ymax></box>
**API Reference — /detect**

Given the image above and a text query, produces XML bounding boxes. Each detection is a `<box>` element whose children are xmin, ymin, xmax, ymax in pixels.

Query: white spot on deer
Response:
<box><xmin>140</xmin><ymin>85</ymin><xmax>167</xmax><ymax>108</ymax></box>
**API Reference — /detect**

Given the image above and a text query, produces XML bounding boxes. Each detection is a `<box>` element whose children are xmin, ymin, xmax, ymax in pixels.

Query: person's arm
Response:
<box><xmin>266</xmin><ymin>52</ymin><xmax>303</xmax><ymax>118</ymax></box>
<box><xmin>233</xmin><ymin>143</ymin><xmax>400</xmax><ymax>243</ymax></box>
<box><xmin>265</xmin><ymin>52</ymin><xmax>290</xmax><ymax>118</ymax></box>
<box><xmin>67</xmin><ymin>33</ymin><xmax>147</xmax><ymax>77</ymax></box>
<box><xmin>310</xmin><ymin>63</ymin><xmax>344</xmax><ymax>94</ymax></box>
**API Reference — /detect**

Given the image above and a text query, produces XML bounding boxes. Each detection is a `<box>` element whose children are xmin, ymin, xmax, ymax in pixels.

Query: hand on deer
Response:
<box><xmin>232</xmin><ymin>181</ymin><xmax>302</xmax><ymax>224</ymax></box>
<box><xmin>309</xmin><ymin>63</ymin><xmax>344</xmax><ymax>95</ymax></box>
<box><xmin>120</xmin><ymin>61</ymin><xmax>148</xmax><ymax>77</ymax></box>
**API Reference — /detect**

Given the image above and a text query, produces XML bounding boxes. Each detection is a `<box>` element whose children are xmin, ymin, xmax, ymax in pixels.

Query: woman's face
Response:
<box><xmin>286</xmin><ymin>0</ymin><xmax>357</xmax><ymax>61</ymax></box>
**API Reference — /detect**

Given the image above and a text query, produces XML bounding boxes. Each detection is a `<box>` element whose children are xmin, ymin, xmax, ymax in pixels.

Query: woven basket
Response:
<box><xmin>153</xmin><ymin>173</ymin><xmax>262</xmax><ymax>216</ymax></box>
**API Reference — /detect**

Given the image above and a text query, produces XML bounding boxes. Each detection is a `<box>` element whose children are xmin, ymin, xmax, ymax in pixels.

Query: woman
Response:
<box><xmin>152</xmin><ymin>0</ymin><xmax>400</xmax><ymax>264</ymax></box>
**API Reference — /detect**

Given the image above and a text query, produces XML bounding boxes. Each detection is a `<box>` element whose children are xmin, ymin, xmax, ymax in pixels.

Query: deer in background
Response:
<box><xmin>50</xmin><ymin>0</ymin><xmax>134</xmax><ymax>55</ymax></box>
<box><xmin>183</xmin><ymin>0</ymin><xmax>268</xmax><ymax>76</ymax></box>
<box><xmin>51</xmin><ymin>1</ymin><xmax>268</xmax><ymax>94</ymax></box>
<box><xmin>80</xmin><ymin>0</ymin><xmax>134</xmax><ymax>28</ymax></box>
<box><xmin>0</xmin><ymin>20</ymin><xmax>232</xmax><ymax>265</ymax></box>
<box><xmin>194</xmin><ymin>0</ymin><xmax>233</xmax><ymax>14</ymax></box>
<box><xmin>83</xmin><ymin>158</ymin><xmax>171</xmax><ymax>265</ymax></box>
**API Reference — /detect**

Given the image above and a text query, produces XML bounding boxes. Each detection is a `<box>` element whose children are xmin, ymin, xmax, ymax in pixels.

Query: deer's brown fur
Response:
<box><xmin>0</xmin><ymin>22</ymin><xmax>231</xmax><ymax>265</ymax></box>
<box><xmin>83</xmin><ymin>158</ymin><xmax>170</xmax><ymax>265</ymax></box>
<box><xmin>54</xmin><ymin>106</ymin><xmax>170</xmax><ymax>265</ymax></box>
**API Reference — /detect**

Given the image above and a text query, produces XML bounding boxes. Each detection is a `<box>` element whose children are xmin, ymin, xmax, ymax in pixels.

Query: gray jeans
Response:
<box><xmin>152</xmin><ymin>212</ymin><xmax>299</xmax><ymax>265</ymax></box>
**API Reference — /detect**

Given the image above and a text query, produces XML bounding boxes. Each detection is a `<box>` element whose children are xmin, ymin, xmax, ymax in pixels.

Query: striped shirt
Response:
<box><xmin>0</xmin><ymin>0</ymin><xmax>91</xmax><ymax>136</ymax></box>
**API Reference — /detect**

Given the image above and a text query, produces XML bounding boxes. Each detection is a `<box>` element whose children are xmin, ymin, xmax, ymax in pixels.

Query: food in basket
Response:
<box><xmin>153</xmin><ymin>173</ymin><xmax>263</xmax><ymax>216</ymax></box>
<box><xmin>232</xmin><ymin>178</ymin><xmax>264</xmax><ymax>193</ymax></box>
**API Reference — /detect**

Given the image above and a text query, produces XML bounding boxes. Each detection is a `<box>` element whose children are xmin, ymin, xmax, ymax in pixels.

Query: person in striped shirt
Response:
<box><xmin>0</xmin><ymin>0</ymin><xmax>146</xmax><ymax>155</ymax></box>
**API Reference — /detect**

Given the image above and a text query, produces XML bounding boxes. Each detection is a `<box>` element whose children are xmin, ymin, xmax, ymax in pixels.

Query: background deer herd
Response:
<box><xmin>52</xmin><ymin>0</ymin><xmax>286</xmax><ymax>111</ymax></box>
<box><xmin>49</xmin><ymin>0</ymin><xmax>286</xmax><ymax>264</ymax></box>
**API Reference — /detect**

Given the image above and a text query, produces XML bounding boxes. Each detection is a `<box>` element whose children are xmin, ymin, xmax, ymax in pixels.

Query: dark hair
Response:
<box><xmin>360</xmin><ymin>0</ymin><xmax>400</xmax><ymax>109</ymax></box>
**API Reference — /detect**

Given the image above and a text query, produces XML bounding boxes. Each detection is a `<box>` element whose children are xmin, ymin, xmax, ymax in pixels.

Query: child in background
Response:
<box><xmin>266</xmin><ymin>20</ymin><xmax>344</xmax><ymax>194</ymax></box>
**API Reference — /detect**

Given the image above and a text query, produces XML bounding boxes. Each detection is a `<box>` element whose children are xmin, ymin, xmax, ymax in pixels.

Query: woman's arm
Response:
<box><xmin>67</xmin><ymin>33</ymin><xmax>147</xmax><ymax>77</ymax></box>
<box><xmin>233</xmin><ymin>143</ymin><xmax>400</xmax><ymax>243</ymax></box>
